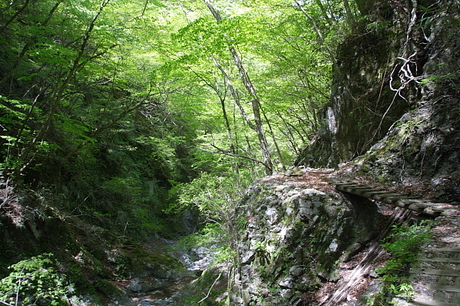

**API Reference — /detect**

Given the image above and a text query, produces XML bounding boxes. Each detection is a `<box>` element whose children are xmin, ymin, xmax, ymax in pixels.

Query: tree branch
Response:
<box><xmin>197</xmin><ymin>144</ymin><xmax>268</xmax><ymax>168</ymax></box>
<box><xmin>198</xmin><ymin>272</ymin><xmax>222</xmax><ymax>304</ymax></box>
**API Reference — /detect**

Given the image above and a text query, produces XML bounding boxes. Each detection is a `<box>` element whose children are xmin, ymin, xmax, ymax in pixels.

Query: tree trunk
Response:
<box><xmin>342</xmin><ymin>0</ymin><xmax>356</xmax><ymax>29</ymax></box>
<box><xmin>16</xmin><ymin>0</ymin><xmax>111</xmax><ymax>176</ymax></box>
<box><xmin>294</xmin><ymin>0</ymin><xmax>336</xmax><ymax>66</ymax></box>
<box><xmin>204</xmin><ymin>0</ymin><xmax>273</xmax><ymax>175</ymax></box>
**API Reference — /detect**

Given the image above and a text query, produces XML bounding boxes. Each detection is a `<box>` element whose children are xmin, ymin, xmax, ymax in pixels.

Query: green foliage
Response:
<box><xmin>0</xmin><ymin>254</ymin><xmax>74</xmax><ymax>306</ymax></box>
<box><xmin>169</xmin><ymin>173</ymin><xmax>228</xmax><ymax>220</ymax></box>
<box><xmin>420</xmin><ymin>74</ymin><xmax>457</xmax><ymax>86</ymax></box>
<box><xmin>380</xmin><ymin>221</ymin><xmax>432</xmax><ymax>268</ymax></box>
<box><xmin>365</xmin><ymin>20</ymin><xmax>391</xmax><ymax>31</ymax></box>
<box><xmin>1</xmin><ymin>0</ymin><xmax>343</xmax><ymax>182</ymax></box>
<box><xmin>0</xmin><ymin>0</ymin><xmax>367</xmax><ymax>303</ymax></box>
<box><xmin>168</xmin><ymin>169</ymin><xmax>254</xmax><ymax>267</ymax></box>
<box><xmin>179</xmin><ymin>222</ymin><xmax>235</xmax><ymax>265</ymax></box>
<box><xmin>0</xmin><ymin>0</ymin><xmax>349</xmax><ymax>255</ymax></box>
<box><xmin>372</xmin><ymin>221</ymin><xmax>432</xmax><ymax>303</ymax></box>
<box><xmin>168</xmin><ymin>169</ymin><xmax>253</xmax><ymax>222</ymax></box>
<box><xmin>102</xmin><ymin>176</ymin><xmax>142</xmax><ymax>200</ymax></box>
<box><xmin>54</xmin><ymin>114</ymin><xmax>97</xmax><ymax>148</ymax></box>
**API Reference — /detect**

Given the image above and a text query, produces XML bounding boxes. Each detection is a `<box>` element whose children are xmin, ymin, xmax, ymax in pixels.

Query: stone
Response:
<box><xmin>129</xmin><ymin>279</ymin><xmax>142</xmax><ymax>293</ymax></box>
<box><xmin>229</xmin><ymin>176</ymin><xmax>382</xmax><ymax>305</ymax></box>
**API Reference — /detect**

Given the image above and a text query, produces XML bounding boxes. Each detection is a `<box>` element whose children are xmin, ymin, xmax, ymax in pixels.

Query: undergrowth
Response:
<box><xmin>0</xmin><ymin>253</ymin><xmax>80</xmax><ymax>306</ymax></box>
<box><xmin>367</xmin><ymin>220</ymin><xmax>432</xmax><ymax>305</ymax></box>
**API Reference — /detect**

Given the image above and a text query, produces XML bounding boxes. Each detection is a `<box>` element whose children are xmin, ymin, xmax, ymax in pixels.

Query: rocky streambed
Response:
<box><xmin>110</xmin><ymin>238</ymin><xmax>217</xmax><ymax>306</ymax></box>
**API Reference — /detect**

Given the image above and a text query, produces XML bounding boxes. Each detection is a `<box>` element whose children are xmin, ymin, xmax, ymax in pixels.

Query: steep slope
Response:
<box><xmin>0</xmin><ymin>179</ymin><xmax>192</xmax><ymax>305</ymax></box>
<box><xmin>345</xmin><ymin>0</ymin><xmax>460</xmax><ymax>203</ymax></box>
<box><xmin>296</xmin><ymin>0</ymin><xmax>460</xmax><ymax>198</ymax></box>
<box><xmin>229</xmin><ymin>0</ymin><xmax>460</xmax><ymax>305</ymax></box>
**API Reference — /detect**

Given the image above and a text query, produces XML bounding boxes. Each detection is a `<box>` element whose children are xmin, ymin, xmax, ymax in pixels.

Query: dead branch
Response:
<box><xmin>198</xmin><ymin>272</ymin><xmax>222</xmax><ymax>304</ymax></box>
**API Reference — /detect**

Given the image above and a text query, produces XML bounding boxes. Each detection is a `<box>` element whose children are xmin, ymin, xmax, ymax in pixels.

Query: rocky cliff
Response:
<box><xmin>296</xmin><ymin>0</ymin><xmax>460</xmax><ymax>185</ymax></box>
<box><xmin>230</xmin><ymin>0</ymin><xmax>459</xmax><ymax>304</ymax></box>
<box><xmin>229</xmin><ymin>170</ymin><xmax>384</xmax><ymax>305</ymax></box>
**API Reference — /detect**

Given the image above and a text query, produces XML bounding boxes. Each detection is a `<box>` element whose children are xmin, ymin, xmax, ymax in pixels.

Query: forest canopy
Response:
<box><xmin>0</xmin><ymin>0</ymin><xmax>354</xmax><ymax>236</ymax></box>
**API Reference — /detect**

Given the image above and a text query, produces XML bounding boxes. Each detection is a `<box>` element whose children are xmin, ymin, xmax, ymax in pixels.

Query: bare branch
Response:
<box><xmin>197</xmin><ymin>144</ymin><xmax>268</xmax><ymax>168</ymax></box>
<box><xmin>198</xmin><ymin>273</ymin><xmax>222</xmax><ymax>304</ymax></box>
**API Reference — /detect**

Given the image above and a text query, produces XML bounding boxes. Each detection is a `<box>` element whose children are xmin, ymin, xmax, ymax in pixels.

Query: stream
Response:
<box><xmin>117</xmin><ymin>239</ymin><xmax>216</xmax><ymax>306</ymax></box>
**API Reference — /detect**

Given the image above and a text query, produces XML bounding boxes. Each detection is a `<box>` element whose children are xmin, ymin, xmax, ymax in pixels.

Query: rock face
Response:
<box><xmin>346</xmin><ymin>0</ymin><xmax>460</xmax><ymax>203</ymax></box>
<box><xmin>229</xmin><ymin>171</ymin><xmax>383</xmax><ymax>305</ymax></box>
<box><xmin>265</xmin><ymin>1</ymin><xmax>460</xmax><ymax>304</ymax></box>
<box><xmin>229</xmin><ymin>1</ymin><xmax>460</xmax><ymax>304</ymax></box>
<box><xmin>295</xmin><ymin>0</ymin><xmax>460</xmax><ymax>175</ymax></box>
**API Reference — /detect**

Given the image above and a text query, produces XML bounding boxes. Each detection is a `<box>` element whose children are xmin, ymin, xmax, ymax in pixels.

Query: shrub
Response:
<box><xmin>372</xmin><ymin>221</ymin><xmax>432</xmax><ymax>304</ymax></box>
<box><xmin>0</xmin><ymin>253</ymin><xmax>75</xmax><ymax>306</ymax></box>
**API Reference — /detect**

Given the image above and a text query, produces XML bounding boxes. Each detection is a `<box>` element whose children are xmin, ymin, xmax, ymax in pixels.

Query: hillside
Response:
<box><xmin>230</xmin><ymin>0</ymin><xmax>460</xmax><ymax>304</ymax></box>
<box><xmin>1</xmin><ymin>0</ymin><xmax>459</xmax><ymax>305</ymax></box>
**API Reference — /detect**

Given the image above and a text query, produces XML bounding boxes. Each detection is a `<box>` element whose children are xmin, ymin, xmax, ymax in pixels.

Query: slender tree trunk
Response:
<box><xmin>314</xmin><ymin>0</ymin><xmax>333</xmax><ymax>26</ymax></box>
<box><xmin>0</xmin><ymin>0</ymin><xmax>31</xmax><ymax>34</ymax></box>
<box><xmin>204</xmin><ymin>0</ymin><xmax>273</xmax><ymax>175</ymax></box>
<box><xmin>0</xmin><ymin>1</ymin><xmax>63</xmax><ymax>88</ymax></box>
<box><xmin>16</xmin><ymin>0</ymin><xmax>111</xmax><ymax>175</ymax></box>
<box><xmin>228</xmin><ymin>47</ymin><xmax>273</xmax><ymax>175</ymax></box>
<box><xmin>260</xmin><ymin>105</ymin><xmax>286</xmax><ymax>171</ymax></box>
<box><xmin>294</xmin><ymin>0</ymin><xmax>336</xmax><ymax>66</ymax></box>
<box><xmin>192</xmin><ymin>60</ymin><xmax>236</xmax><ymax>154</ymax></box>
<box><xmin>141</xmin><ymin>0</ymin><xmax>149</xmax><ymax>16</ymax></box>
<box><xmin>211</xmin><ymin>57</ymin><xmax>255</xmax><ymax>131</ymax></box>
<box><xmin>276</xmin><ymin>111</ymin><xmax>301</xmax><ymax>155</ymax></box>
<box><xmin>342</xmin><ymin>0</ymin><xmax>356</xmax><ymax>29</ymax></box>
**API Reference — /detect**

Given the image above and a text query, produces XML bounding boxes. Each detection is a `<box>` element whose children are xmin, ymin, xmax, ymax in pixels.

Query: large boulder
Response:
<box><xmin>229</xmin><ymin>172</ymin><xmax>383</xmax><ymax>305</ymax></box>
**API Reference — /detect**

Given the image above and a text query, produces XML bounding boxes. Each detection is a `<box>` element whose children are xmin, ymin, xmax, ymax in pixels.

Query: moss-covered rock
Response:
<box><xmin>229</xmin><ymin>174</ymin><xmax>382</xmax><ymax>305</ymax></box>
<box><xmin>295</xmin><ymin>0</ymin><xmax>460</xmax><ymax>169</ymax></box>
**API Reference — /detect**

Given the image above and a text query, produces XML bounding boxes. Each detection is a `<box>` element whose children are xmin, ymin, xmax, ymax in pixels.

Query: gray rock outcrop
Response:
<box><xmin>229</xmin><ymin>172</ymin><xmax>383</xmax><ymax>305</ymax></box>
